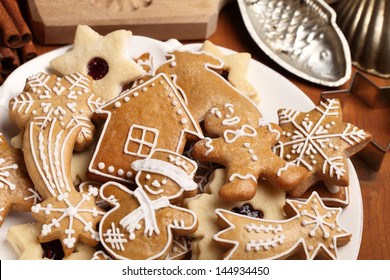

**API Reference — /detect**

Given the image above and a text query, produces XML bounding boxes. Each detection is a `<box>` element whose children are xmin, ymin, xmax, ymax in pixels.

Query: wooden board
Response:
<box><xmin>27</xmin><ymin>0</ymin><xmax>231</xmax><ymax>44</ymax></box>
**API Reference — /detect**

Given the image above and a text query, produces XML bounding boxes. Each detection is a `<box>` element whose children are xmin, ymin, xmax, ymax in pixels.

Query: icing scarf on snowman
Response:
<box><xmin>120</xmin><ymin>156</ymin><xmax>197</xmax><ymax>239</ymax></box>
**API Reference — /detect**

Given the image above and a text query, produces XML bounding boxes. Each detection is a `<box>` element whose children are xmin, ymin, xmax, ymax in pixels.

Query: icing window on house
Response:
<box><xmin>124</xmin><ymin>124</ymin><xmax>159</xmax><ymax>157</ymax></box>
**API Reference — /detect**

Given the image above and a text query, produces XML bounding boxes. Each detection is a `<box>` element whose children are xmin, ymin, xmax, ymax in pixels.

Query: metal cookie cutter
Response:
<box><xmin>321</xmin><ymin>72</ymin><xmax>390</xmax><ymax>170</ymax></box>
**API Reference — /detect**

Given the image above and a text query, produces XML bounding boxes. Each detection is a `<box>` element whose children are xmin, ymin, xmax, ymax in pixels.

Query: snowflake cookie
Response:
<box><xmin>274</xmin><ymin>98</ymin><xmax>372</xmax><ymax>197</ymax></box>
<box><xmin>31</xmin><ymin>185</ymin><xmax>105</xmax><ymax>257</ymax></box>
<box><xmin>9</xmin><ymin>72</ymin><xmax>104</xmax><ymax>199</ymax></box>
<box><xmin>213</xmin><ymin>191</ymin><xmax>351</xmax><ymax>260</ymax></box>
<box><xmin>50</xmin><ymin>25</ymin><xmax>144</xmax><ymax>100</ymax></box>
<box><xmin>0</xmin><ymin>132</ymin><xmax>39</xmax><ymax>227</ymax></box>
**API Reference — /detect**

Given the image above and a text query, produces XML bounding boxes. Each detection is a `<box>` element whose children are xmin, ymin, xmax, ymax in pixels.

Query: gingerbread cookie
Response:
<box><xmin>156</xmin><ymin>50</ymin><xmax>262</xmax><ymax>129</ymax></box>
<box><xmin>31</xmin><ymin>184</ymin><xmax>105</xmax><ymax>256</ymax></box>
<box><xmin>9</xmin><ymin>72</ymin><xmax>106</xmax><ymax>256</ymax></box>
<box><xmin>297</xmin><ymin>182</ymin><xmax>349</xmax><ymax>207</ymax></box>
<box><xmin>50</xmin><ymin>25</ymin><xmax>144</xmax><ymax>100</ymax></box>
<box><xmin>185</xmin><ymin>168</ymin><xmax>286</xmax><ymax>260</ymax></box>
<box><xmin>201</xmin><ymin>40</ymin><xmax>260</xmax><ymax>102</ymax></box>
<box><xmin>274</xmin><ymin>98</ymin><xmax>372</xmax><ymax>197</ymax></box>
<box><xmin>192</xmin><ymin>122</ymin><xmax>308</xmax><ymax>202</ymax></box>
<box><xmin>88</xmin><ymin>73</ymin><xmax>203</xmax><ymax>184</ymax></box>
<box><xmin>213</xmin><ymin>192</ymin><xmax>351</xmax><ymax>260</ymax></box>
<box><xmin>0</xmin><ymin>132</ymin><xmax>38</xmax><ymax>227</ymax></box>
<box><xmin>99</xmin><ymin>149</ymin><xmax>198</xmax><ymax>260</ymax></box>
<box><xmin>7</xmin><ymin>222</ymin><xmax>96</xmax><ymax>260</ymax></box>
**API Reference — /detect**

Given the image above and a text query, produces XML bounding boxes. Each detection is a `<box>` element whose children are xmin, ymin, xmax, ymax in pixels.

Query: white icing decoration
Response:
<box><xmin>120</xmin><ymin>188</ymin><xmax>169</xmax><ymax>237</ymax></box>
<box><xmin>98</xmin><ymin>162</ymin><xmax>105</xmax><ymax>169</ymax></box>
<box><xmin>223</xmin><ymin>125</ymin><xmax>257</xmax><ymax>143</ymax></box>
<box><xmin>124</xmin><ymin>124</ymin><xmax>159</xmax><ymax>158</ymax></box>
<box><xmin>0</xmin><ymin>158</ymin><xmax>18</xmax><ymax>191</ymax></box>
<box><xmin>103</xmin><ymin>222</ymin><xmax>128</xmax><ymax>251</ymax></box>
<box><xmin>108</xmin><ymin>166</ymin><xmax>115</xmax><ymax>173</ymax></box>
<box><xmin>132</xmin><ymin>158</ymin><xmax>197</xmax><ymax>191</ymax></box>
<box><xmin>211</xmin><ymin>108</ymin><xmax>222</xmax><ymax>118</ymax></box>
<box><xmin>203</xmin><ymin>137</ymin><xmax>214</xmax><ymax>156</ymax></box>
<box><xmin>245</xmin><ymin>234</ymin><xmax>285</xmax><ymax>251</ymax></box>
<box><xmin>32</xmin><ymin>186</ymin><xmax>104</xmax><ymax>247</ymax></box>
<box><xmin>114</xmin><ymin>102</ymin><xmax>121</xmax><ymax>108</ymax></box>
<box><xmin>180</xmin><ymin>118</ymin><xmax>188</xmax><ymax>124</ymax></box>
<box><xmin>275</xmin><ymin>99</ymin><xmax>367</xmax><ymax>179</ymax></box>
<box><xmin>229</xmin><ymin>173</ymin><xmax>257</xmax><ymax>183</ymax></box>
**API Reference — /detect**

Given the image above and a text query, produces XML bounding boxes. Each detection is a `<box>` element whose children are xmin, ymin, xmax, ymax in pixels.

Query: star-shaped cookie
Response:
<box><xmin>213</xmin><ymin>192</ymin><xmax>351</xmax><ymax>260</ymax></box>
<box><xmin>50</xmin><ymin>25</ymin><xmax>144</xmax><ymax>100</ymax></box>
<box><xmin>192</xmin><ymin>123</ymin><xmax>308</xmax><ymax>202</ymax></box>
<box><xmin>31</xmin><ymin>185</ymin><xmax>105</xmax><ymax>256</ymax></box>
<box><xmin>0</xmin><ymin>132</ymin><xmax>37</xmax><ymax>227</ymax></box>
<box><xmin>201</xmin><ymin>40</ymin><xmax>260</xmax><ymax>102</ymax></box>
<box><xmin>274</xmin><ymin>98</ymin><xmax>372</xmax><ymax>197</ymax></box>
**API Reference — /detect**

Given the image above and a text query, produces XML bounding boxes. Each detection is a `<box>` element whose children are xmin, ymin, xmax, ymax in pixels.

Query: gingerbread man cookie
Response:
<box><xmin>50</xmin><ymin>25</ymin><xmax>144</xmax><ymax>100</ymax></box>
<box><xmin>99</xmin><ymin>149</ymin><xmax>198</xmax><ymax>259</ymax></box>
<box><xmin>214</xmin><ymin>192</ymin><xmax>351</xmax><ymax>260</ymax></box>
<box><xmin>0</xmin><ymin>132</ymin><xmax>38</xmax><ymax>227</ymax></box>
<box><xmin>192</xmin><ymin>122</ymin><xmax>308</xmax><ymax>202</ymax></box>
<box><xmin>274</xmin><ymin>98</ymin><xmax>372</xmax><ymax>197</ymax></box>
<box><xmin>185</xmin><ymin>168</ymin><xmax>286</xmax><ymax>259</ymax></box>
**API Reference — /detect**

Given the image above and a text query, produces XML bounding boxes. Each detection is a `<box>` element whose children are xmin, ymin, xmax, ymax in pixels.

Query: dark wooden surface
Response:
<box><xmin>30</xmin><ymin>1</ymin><xmax>390</xmax><ymax>260</ymax></box>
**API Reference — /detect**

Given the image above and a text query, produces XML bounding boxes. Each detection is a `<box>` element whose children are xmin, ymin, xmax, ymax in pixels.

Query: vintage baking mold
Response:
<box><xmin>321</xmin><ymin>72</ymin><xmax>390</xmax><ymax>170</ymax></box>
<box><xmin>238</xmin><ymin>0</ymin><xmax>351</xmax><ymax>87</ymax></box>
<box><xmin>333</xmin><ymin>0</ymin><xmax>390</xmax><ymax>78</ymax></box>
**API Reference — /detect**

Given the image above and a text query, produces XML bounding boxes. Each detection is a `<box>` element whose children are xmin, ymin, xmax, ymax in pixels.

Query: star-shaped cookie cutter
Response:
<box><xmin>321</xmin><ymin>72</ymin><xmax>390</xmax><ymax>170</ymax></box>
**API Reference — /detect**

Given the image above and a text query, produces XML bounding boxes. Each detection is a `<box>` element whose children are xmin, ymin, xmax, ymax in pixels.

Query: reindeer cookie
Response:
<box><xmin>214</xmin><ymin>192</ymin><xmax>351</xmax><ymax>260</ymax></box>
<box><xmin>99</xmin><ymin>149</ymin><xmax>198</xmax><ymax>260</ymax></box>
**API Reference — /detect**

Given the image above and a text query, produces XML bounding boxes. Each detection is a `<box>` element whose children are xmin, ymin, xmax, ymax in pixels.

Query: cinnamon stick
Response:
<box><xmin>0</xmin><ymin>1</ymin><xmax>22</xmax><ymax>48</ymax></box>
<box><xmin>20</xmin><ymin>40</ymin><xmax>37</xmax><ymax>63</ymax></box>
<box><xmin>0</xmin><ymin>63</ymin><xmax>3</xmax><ymax>85</ymax></box>
<box><xmin>0</xmin><ymin>45</ymin><xmax>19</xmax><ymax>73</ymax></box>
<box><xmin>1</xmin><ymin>0</ymin><xmax>32</xmax><ymax>46</ymax></box>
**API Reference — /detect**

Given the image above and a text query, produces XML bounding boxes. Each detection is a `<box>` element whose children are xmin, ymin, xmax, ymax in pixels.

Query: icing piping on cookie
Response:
<box><xmin>213</xmin><ymin>192</ymin><xmax>351</xmax><ymax>260</ymax></box>
<box><xmin>274</xmin><ymin>99</ymin><xmax>368</xmax><ymax>180</ymax></box>
<box><xmin>132</xmin><ymin>158</ymin><xmax>197</xmax><ymax>191</ymax></box>
<box><xmin>203</xmin><ymin>137</ymin><xmax>214</xmax><ymax>156</ymax></box>
<box><xmin>0</xmin><ymin>158</ymin><xmax>18</xmax><ymax>190</ymax></box>
<box><xmin>223</xmin><ymin>125</ymin><xmax>257</xmax><ymax>144</ymax></box>
<box><xmin>229</xmin><ymin>173</ymin><xmax>257</xmax><ymax>183</ymax></box>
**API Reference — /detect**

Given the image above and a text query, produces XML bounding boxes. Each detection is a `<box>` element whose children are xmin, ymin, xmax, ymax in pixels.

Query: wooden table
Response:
<box><xmin>31</xmin><ymin>1</ymin><xmax>390</xmax><ymax>260</ymax></box>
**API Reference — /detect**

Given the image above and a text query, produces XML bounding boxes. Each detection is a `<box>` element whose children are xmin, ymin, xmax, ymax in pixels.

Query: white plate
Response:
<box><xmin>0</xmin><ymin>36</ymin><xmax>362</xmax><ymax>260</ymax></box>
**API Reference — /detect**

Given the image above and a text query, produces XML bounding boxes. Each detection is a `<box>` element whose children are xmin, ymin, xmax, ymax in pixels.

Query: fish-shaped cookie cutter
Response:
<box><xmin>321</xmin><ymin>72</ymin><xmax>390</xmax><ymax>170</ymax></box>
<box><xmin>238</xmin><ymin>0</ymin><xmax>351</xmax><ymax>87</ymax></box>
